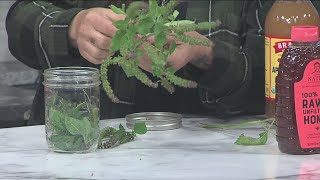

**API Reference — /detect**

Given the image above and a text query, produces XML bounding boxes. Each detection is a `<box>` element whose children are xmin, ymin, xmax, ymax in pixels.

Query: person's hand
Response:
<box><xmin>167</xmin><ymin>31</ymin><xmax>214</xmax><ymax>70</ymax></box>
<box><xmin>139</xmin><ymin>31</ymin><xmax>214</xmax><ymax>72</ymax></box>
<box><xmin>68</xmin><ymin>8</ymin><xmax>125</xmax><ymax>64</ymax></box>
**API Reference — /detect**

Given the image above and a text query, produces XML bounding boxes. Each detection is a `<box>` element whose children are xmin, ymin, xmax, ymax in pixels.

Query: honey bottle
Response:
<box><xmin>276</xmin><ymin>26</ymin><xmax>320</xmax><ymax>154</ymax></box>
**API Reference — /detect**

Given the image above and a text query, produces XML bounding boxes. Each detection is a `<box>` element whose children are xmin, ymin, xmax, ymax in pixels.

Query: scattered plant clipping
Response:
<box><xmin>201</xmin><ymin>118</ymin><xmax>275</xmax><ymax>146</ymax></box>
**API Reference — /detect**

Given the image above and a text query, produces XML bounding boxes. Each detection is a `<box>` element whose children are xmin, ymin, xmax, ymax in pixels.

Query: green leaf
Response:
<box><xmin>65</xmin><ymin>116</ymin><xmax>93</xmax><ymax>145</ymax></box>
<box><xmin>137</xmin><ymin>17</ymin><xmax>154</xmax><ymax>35</ymax></box>
<box><xmin>73</xmin><ymin>136</ymin><xmax>86</xmax><ymax>150</ymax></box>
<box><xmin>110</xmin><ymin>30</ymin><xmax>126</xmax><ymax>52</ymax></box>
<box><xmin>121</xmin><ymin>4</ymin><xmax>126</xmax><ymax>12</ymax></box>
<box><xmin>154</xmin><ymin>23</ymin><xmax>166</xmax><ymax>36</ymax></box>
<box><xmin>235</xmin><ymin>131</ymin><xmax>268</xmax><ymax>146</ymax></box>
<box><xmin>49</xmin><ymin>135</ymin><xmax>77</xmax><ymax>151</ymax></box>
<box><xmin>125</xmin><ymin>27</ymin><xmax>138</xmax><ymax>50</ymax></box>
<box><xmin>86</xmin><ymin>129</ymin><xmax>99</xmax><ymax>146</ymax></box>
<box><xmin>110</xmin><ymin>4</ymin><xmax>125</xmax><ymax>14</ymax></box>
<box><xmin>172</xmin><ymin>10</ymin><xmax>179</xmax><ymax>19</ymax></box>
<box><xmin>69</xmin><ymin>103</ymin><xmax>86</xmax><ymax>119</ymax></box>
<box><xmin>49</xmin><ymin>108</ymin><xmax>66</xmax><ymax>133</ymax></box>
<box><xmin>113</xmin><ymin>20</ymin><xmax>128</xmax><ymax>29</ymax></box>
<box><xmin>155</xmin><ymin>32</ymin><xmax>167</xmax><ymax>49</ymax></box>
<box><xmin>168</xmin><ymin>41</ymin><xmax>176</xmax><ymax>55</ymax></box>
<box><xmin>82</xmin><ymin>117</ymin><xmax>94</xmax><ymax>145</ymax></box>
<box><xmin>165</xmin><ymin>20</ymin><xmax>195</xmax><ymax>27</ymax></box>
<box><xmin>126</xmin><ymin>1</ymin><xmax>148</xmax><ymax>18</ymax></box>
<box><xmin>65</xmin><ymin>117</ymin><xmax>91</xmax><ymax>141</ymax></box>
<box><xmin>127</xmin><ymin>26</ymin><xmax>138</xmax><ymax>38</ymax></box>
<box><xmin>148</xmin><ymin>0</ymin><xmax>160</xmax><ymax>19</ymax></box>
<box><xmin>119</xmin><ymin>124</ymin><xmax>125</xmax><ymax>131</ymax></box>
<box><xmin>168</xmin><ymin>15</ymin><xmax>175</xmax><ymax>21</ymax></box>
<box><xmin>65</xmin><ymin>116</ymin><xmax>84</xmax><ymax>136</ymax></box>
<box><xmin>133</xmin><ymin>122</ymin><xmax>147</xmax><ymax>134</ymax></box>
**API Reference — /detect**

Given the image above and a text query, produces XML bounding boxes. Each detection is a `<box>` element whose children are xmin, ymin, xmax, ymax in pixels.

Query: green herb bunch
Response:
<box><xmin>101</xmin><ymin>0</ymin><xmax>220</xmax><ymax>103</ymax></box>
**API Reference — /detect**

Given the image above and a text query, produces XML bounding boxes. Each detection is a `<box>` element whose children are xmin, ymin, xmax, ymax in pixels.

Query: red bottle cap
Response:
<box><xmin>291</xmin><ymin>26</ymin><xmax>319</xmax><ymax>42</ymax></box>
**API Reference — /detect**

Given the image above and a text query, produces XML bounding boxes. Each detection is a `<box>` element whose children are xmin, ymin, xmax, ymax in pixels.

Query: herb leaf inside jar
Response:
<box><xmin>48</xmin><ymin>97</ymin><xmax>99</xmax><ymax>151</ymax></box>
<box><xmin>47</xmin><ymin>94</ymin><xmax>147</xmax><ymax>151</ymax></box>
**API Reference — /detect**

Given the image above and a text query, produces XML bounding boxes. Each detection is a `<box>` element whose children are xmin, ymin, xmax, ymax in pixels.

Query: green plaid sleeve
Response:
<box><xmin>6</xmin><ymin>1</ymin><xmax>85</xmax><ymax>70</ymax></box>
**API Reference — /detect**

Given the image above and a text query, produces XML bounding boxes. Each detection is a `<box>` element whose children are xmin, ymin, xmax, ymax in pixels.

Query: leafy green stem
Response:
<box><xmin>164</xmin><ymin>72</ymin><xmax>197</xmax><ymax>88</ymax></box>
<box><xmin>201</xmin><ymin>118</ymin><xmax>274</xmax><ymax>129</ymax></box>
<box><xmin>100</xmin><ymin>57</ymin><xmax>125</xmax><ymax>103</ymax></box>
<box><xmin>120</xmin><ymin>61</ymin><xmax>159</xmax><ymax>88</ymax></box>
<box><xmin>264</xmin><ymin>118</ymin><xmax>275</xmax><ymax>132</ymax></box>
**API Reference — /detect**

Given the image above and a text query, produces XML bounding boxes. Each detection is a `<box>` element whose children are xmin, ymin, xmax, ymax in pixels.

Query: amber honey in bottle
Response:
<box><xmin>276</xmin><ymin>26</ymin><xmax>320</xmax><ymax>155</ymax></box>
<box><xmin>265</xmin><ymin>0</ymin><xmax>320</xmax><ymax>118</ymax></box>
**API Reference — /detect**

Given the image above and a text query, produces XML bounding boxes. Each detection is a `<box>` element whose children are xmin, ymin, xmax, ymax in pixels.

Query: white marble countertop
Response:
<box><xmin>1</xmin><ymin>115</ymin><xmax>320</xmax><ymax>180</ymax></box>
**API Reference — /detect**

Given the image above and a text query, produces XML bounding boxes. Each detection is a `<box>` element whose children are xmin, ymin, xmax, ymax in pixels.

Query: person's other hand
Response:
<box><xmin>139</xmin><ymin>32</ymin><xmax>214</xmax><ymax>73</ymax></box>
<box><xmin>167</xmin><ymin>31</ymin><xmax>214</xmax><ymax>70</ymax></box>
<box><xmin>68</xmin><ymin>8</ymin><xmax>125</xmax><ymax>64</ymax></box>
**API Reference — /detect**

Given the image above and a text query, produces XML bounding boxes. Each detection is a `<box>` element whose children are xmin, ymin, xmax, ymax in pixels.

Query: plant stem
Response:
<box><xmin>201</xmin><ymin>118</ymin><xmax>275</xmax><ymax>129</ymax></box>
<box><xmin>264</xmin><ymin>118</ymin><xmax>275</xmax><ymax>132</ymax></box>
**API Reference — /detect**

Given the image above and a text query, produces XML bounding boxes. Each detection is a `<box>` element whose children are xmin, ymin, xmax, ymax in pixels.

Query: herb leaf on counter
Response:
<box><xmin>134</xmin><ymin>122</ymin><xmax>148</xmax><ymax>134</ymax></box>
<box><xmin>235</xmin><ymin>131</ymin><xmax>268</xmax><ymax>146</ymax></box>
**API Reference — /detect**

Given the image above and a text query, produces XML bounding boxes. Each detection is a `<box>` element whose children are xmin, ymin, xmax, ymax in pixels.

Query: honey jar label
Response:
<box><xmin>294</xmin><ymin>59</ymin><xmax>320</xmax><ymax>148</ymax></box>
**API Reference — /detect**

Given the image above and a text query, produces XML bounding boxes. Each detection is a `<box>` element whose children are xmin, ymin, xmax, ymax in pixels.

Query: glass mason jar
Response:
<box><xmin>43</xmin><ymin>67</ymin><xmax>101</xmax><ymax>153</ymax></box>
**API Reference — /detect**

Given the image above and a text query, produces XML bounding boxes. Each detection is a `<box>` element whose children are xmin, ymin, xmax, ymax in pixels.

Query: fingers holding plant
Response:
<box><xmin>68</xmin><ymin>8</ymin><xmax>125</xmax><ymax>64</ymax></box>
<box><xmin>167</xmin><ymin>31</ymin><xmax>214</xmax><ymax>70</ymax></box>
<box><xmin>142</xmin><ymin>32</ymin><xmax>214</xmax><ymax>71</ymax></box>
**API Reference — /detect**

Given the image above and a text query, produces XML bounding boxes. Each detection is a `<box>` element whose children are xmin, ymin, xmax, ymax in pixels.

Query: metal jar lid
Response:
<box><xmin>125</xmin><ymin>112</ymin><xmax>182</xmax><ymax>131</ymax></box>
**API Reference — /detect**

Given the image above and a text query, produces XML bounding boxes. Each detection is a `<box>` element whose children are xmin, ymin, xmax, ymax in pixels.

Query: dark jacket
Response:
<box><xmin>6</xmin><ymin>0</ymin><xmax>287</xmax><ymax>125</ymax></box>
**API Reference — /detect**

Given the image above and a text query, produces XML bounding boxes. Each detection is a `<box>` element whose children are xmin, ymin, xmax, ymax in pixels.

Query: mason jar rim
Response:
<box><xmin>43</xmin><ymin>66</ymin><xmax>101</xmax><ymax>88</ymax></box>
<box><xmin>43</xmin><ymin>66</ymin><xmax>99</xmax><ymax>76</ymax></box>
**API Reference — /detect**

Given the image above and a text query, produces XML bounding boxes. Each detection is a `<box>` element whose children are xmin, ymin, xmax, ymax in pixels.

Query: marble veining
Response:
<box><xmin>0</xmin><ymin>116</ymin><xmax>320</xmax><ymax>180</ymax></box>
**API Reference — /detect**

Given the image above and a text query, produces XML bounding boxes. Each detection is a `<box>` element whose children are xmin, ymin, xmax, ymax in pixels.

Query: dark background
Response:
<box><xmin>0</xmin><ymin>1</ymin><xmax>38</xmax><ymax>128</ymax></box>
